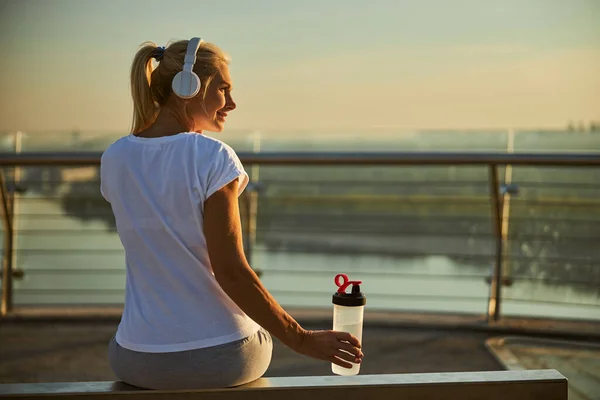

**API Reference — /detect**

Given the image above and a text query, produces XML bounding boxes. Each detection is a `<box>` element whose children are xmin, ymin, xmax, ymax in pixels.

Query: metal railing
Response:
<box><xmin>1</xmin><ymin>151</ymin><xmax>599</xmax><ymax>321</ymax></box>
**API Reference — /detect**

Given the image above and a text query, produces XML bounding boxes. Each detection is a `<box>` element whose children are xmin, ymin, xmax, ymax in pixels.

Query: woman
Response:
<box><xmin>101</xmin><ymin>37</ymin><xmax>363</xmax><ymax>390</ymax></box>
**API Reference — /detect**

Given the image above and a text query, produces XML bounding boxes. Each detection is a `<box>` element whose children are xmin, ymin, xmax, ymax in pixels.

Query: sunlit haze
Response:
<box><xmin>0</xmin><ymin>0</ymin><xmax>598</xmax><ymax>133</ymax></box>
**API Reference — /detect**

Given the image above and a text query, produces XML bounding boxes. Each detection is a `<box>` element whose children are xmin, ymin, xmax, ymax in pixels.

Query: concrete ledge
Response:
<box><xmin>0</xmin><ymin>370</ymin><xmax>567</xmax><ymax>400</ymax></box>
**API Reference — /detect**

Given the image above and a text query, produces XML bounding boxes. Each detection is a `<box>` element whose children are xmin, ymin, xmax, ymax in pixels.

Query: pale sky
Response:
<box><xmin>0</xmin><ymin>0</ymin><xmax>598</xmax><ymax>133</ymax></box>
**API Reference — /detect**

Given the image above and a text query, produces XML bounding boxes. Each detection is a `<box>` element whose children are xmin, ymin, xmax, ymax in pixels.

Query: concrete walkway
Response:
<box><xmin>0</xmin><ymin>320</ymin><xmax>503</xmax><ymax>384</ymax></box>
<box><xmin>487</xmin><ymin>337</ymin><xmax>600</xmax><ymax>400</ymax></box>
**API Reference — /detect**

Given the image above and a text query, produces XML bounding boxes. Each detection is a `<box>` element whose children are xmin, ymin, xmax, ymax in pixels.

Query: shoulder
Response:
<box><xmin>101</xmin><ymin>136</ymin><xmax>130</xmax><ymax>163</ymax></box>
<box><xmin>193</xmin><ymin>133</ymin><xmax>235</xmax><ymax>151</ymax></box>
<box><xmin>192</xmin><ymin>133</ymin><xmax>241</xmax><ymax>161</ymax></box>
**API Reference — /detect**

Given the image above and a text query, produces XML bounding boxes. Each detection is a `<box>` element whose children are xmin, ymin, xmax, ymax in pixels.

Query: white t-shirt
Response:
<box><xmin>100</xmin><ymin>132</ymin><xmax>261</xmax><ymax>353</ymax></box>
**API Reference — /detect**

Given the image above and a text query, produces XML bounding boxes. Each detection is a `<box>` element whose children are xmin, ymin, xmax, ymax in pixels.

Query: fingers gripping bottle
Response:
<box><xmin>332</xmin><ymin>273</ymin><xmax>366</xmax><ymax>376</ymax></box>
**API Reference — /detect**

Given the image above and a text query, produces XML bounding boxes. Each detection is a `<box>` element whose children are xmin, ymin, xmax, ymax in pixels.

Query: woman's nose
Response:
<box><xmin>226</xmin><ymin>94</ymin><xmax>236</xmax><ymax>111</ymax></box>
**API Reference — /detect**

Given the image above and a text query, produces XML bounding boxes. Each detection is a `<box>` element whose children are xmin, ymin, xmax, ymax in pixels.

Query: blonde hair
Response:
<box><xmin>130</xmin><ymin>39</ymin><xmax>230</xmax><ymax>133</ymax></box>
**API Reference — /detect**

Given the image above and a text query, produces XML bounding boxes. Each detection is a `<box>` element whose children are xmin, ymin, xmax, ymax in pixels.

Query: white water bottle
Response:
<box><xmin>332</xmin><ymin>273</ymin><xmax>366</xmax><ymax>376</ymax></box>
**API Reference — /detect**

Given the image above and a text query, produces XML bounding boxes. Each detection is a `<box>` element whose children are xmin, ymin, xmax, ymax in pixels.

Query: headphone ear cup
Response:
<box><xmin>172</xmin><ymin>71</ymin><xmax>201</xmax><ymax>99</ymax></box>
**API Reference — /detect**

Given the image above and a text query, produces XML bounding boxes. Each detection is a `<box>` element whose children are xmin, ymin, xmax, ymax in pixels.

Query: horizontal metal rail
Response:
<box><xmin>0</xmin><ymin>151</ymin><xmax>599</xmax><ymax>166</ymax></box>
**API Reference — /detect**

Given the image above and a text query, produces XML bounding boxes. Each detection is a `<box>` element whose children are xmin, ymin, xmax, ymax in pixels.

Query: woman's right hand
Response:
<box><xmin>295</xmin><ymin>330</ymin><xmax>364</xmax><ymax>369</ymax></box>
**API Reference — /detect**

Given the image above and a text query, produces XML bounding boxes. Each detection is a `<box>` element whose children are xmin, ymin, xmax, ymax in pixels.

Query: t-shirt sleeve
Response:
<box><xmin>100</xmin><ymin>181</ymin><xmax>109</xmax><ymax>203</ymax></box>
<box><xmin>205</xmin><ymin>142</ymin><xmax>249</xmax><ymax>199</ymax></box>
<box><xmin>99</xmin><ymin>155</ymin><xmax>111</xmax><ymax>203</ymax></box>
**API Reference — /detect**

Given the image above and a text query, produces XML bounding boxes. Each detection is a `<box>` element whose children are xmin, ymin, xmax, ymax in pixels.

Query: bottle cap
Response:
<box><xmin>332</xmin><ymin>273</ymin><xmax>366</xmax><ymax>307</ymax></box>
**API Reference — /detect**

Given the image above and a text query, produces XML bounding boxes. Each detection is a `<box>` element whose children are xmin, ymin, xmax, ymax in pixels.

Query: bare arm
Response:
<box><xmin>204</xmin><ymin>179</ymin><xmax>305</xmax><ymax>349</ymax></box>
<box><xmin>203</xmin><ymin>179</ymin><xmax>364</xmax><ymax>368</ymax></box>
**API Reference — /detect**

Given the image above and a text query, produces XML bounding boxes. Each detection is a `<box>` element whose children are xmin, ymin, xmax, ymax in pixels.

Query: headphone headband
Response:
<box><xmin>183</xmin><ymin>37</ymin><xmax>202</xmax><ymax>73</ymax></box>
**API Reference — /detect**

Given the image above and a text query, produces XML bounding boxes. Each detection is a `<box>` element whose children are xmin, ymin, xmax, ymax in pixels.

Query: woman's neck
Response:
<box><xmin>134</xmin><ymin>109</ymin><xmax>200</xmax><ymax>138</ymax></box>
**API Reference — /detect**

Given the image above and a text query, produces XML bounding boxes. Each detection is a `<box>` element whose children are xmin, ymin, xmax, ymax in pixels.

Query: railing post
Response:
<box><xmin>241</xmin><ymin>183</ymin><xmax>259</xmax><ymax>273</ymax></box>
<box><xmin>245</xmin><ymin>132</ymin><xmax>261</xmax><ymax>273</ymax></box>
<box><xmin>487</xmin><ymin>165</ymin><xmax>503</xmax><ymax>322</ymax></box>
<box><xmin>501</xmin><ymin>129</ymin><xmax>515</xmax><ymax>285</ymax></box>
<box><xmin>0</xmin><ymin>169</ymin><xmax>14</xmax><ymax>316</ymax></box>
<box><xmin>247</xmin><ymin>188</ymin><xmax>258</xmax><ymax>266</ymax></box>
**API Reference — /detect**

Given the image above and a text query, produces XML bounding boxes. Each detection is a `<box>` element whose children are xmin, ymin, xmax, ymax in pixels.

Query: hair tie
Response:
<box><xmin>152</xmin><ymin>46</ymin><xmax>166</xmax><ymax>61</ymax></box>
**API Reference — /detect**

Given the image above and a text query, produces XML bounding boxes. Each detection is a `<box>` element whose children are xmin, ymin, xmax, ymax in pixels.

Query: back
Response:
<box><xmin>100</xmin><ymin>132</ymin><xmax>260</xmax><ymax>353</ymax></box>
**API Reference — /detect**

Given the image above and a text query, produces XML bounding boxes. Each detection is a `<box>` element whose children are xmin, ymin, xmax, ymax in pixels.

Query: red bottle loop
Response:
<box><xmin>335</xmin><ymin>273</ymin><xmax>362</xmax><ymax>294</ymax></box>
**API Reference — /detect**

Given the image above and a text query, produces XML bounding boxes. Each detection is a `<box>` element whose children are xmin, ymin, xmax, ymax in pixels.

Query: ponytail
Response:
<box><xmin>130</xmin><ymin>42</ymin><xmax>159</xmax><ymax>134</ymax></box>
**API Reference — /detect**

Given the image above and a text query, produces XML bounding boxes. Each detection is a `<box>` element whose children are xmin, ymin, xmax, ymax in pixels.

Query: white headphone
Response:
<box><xmin>171</xmin><ymin>37</ymin><xmax>203</xmax><ymax>99</ymax></box>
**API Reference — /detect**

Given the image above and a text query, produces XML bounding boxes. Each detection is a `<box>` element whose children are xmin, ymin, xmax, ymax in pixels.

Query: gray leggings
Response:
<box><xmin>108</xmin><ymin>328</ymin><xmax>272</xmax><ymax>390</ymax></box>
